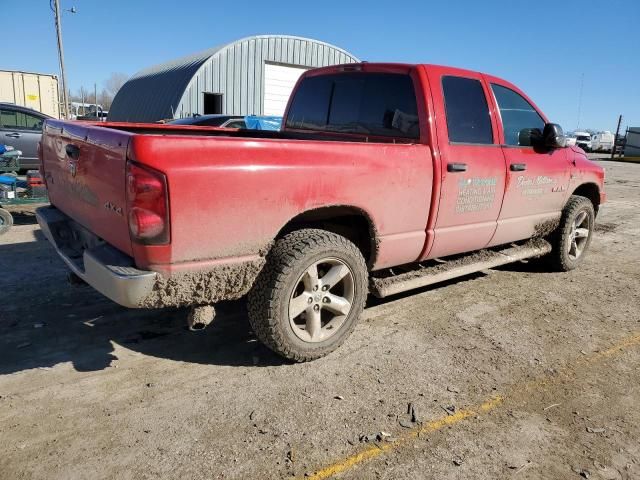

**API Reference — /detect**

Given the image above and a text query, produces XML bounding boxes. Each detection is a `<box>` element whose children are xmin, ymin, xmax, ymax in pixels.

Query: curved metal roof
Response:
<box><xmin>108</xmin><ymin>35</ymin><xmax>359</xmax><ymax>122</ymax></box>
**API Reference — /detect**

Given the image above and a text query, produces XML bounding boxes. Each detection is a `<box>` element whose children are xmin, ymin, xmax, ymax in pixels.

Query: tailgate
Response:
<box><xmin>41</xmin><ymin>119</ymin><xmax>134</xmax><ymax>256</ymax></box>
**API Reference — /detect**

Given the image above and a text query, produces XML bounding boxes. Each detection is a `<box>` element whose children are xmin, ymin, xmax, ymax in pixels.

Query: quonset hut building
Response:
<box><xmin>108</xmin><ymin>35</ymin><xmax>359</xmax><ymax>123</ymax></box>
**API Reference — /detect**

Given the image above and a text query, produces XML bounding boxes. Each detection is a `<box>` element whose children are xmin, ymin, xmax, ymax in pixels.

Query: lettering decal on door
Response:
<box><xmin>455</xmin><ymin>177</ymin><xmax>497</xmax><ymax>213</ymax></box>
<box><xmin>516</xmin><ymin>175</ymin><xmax>556</xmax><ymax>197</ymax></box>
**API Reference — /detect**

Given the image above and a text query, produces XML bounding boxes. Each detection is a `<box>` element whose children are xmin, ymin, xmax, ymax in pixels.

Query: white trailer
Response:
<box><xmin>0</xmin><ymin>70</ymin><xmax>60</xmax><ymax>119</ymax></box>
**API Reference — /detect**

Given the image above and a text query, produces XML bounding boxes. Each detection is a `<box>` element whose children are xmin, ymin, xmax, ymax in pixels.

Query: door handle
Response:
<box><xmin>510</xmin><ymin>163</ymin><xmax>527</xmax><ymax>171</ymax></box>
<box><xmin>5</xmin><ymin>132</ymin><xmax>21</xmax><ymax>138</ymax></box>
<box><xmin>65</xmin><ymin>144</ymin><xmax>80</xmax><ymax>159</ymax></box>
<box><xmin>447</xmin><ymin>162</ymin><xmax>467</xmax><ymax>172</ymax></box>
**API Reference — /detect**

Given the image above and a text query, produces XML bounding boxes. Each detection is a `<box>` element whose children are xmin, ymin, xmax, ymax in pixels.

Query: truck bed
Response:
<box><xmin>41</xmin><ymin>119</ymin><xmax>434</xmax><ymax>277</ymax></box>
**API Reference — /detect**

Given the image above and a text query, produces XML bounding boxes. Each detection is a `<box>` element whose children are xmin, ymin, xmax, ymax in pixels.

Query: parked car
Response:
<box><xmin>590</xmin><ymin>131</ymin><xmax>615</xmax><ymax>153</ymax></box>
<box><xmin>0</xmin><ymin>102</ymin><xmax>50</xmax><ymax>171</ymax></box>
<box><xmin>168</xmin><ymin>114</ymin><xmax>247</xmax><ymax>128</ymax></box>
<box><xmin>37</xmin><ymin>62</ymin><xmax>605</xmax><ymax>362</ymax></box>
<box><xmin>574</xmin><ymin>131</ymin><xmax>592</xmax><ymax>152</ymax></box>
<box><xmin>167</xmin><ymin>114</ymin><xmax>283</xmax><ymax>130</ymax></box>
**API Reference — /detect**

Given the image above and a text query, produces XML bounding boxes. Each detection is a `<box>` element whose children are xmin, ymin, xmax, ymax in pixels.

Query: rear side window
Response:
<box><xmin>442</xmin><ymin>76</ymin><xmax>493</xmax><ymax>144</ymax></box>
<box><xmin>285</xmin><ymin>73</ymin><xmax>419</xmax><ymax>139</ymax></box>
<box><xmin>491</xmin><ymin>84</ymin><xmax>545</xmax><ymax>146</ymax></box>
<box><xmin>0</xmin><ymin>109</ymin><xmax>44</xmax><ymax>131</ymax></box>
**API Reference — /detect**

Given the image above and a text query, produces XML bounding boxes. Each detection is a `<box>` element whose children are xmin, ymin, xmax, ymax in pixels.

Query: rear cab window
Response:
<box><xmin>285</xmin><ymin>73</ymin><xmax>420</xmax><ymax>140</ymax></box>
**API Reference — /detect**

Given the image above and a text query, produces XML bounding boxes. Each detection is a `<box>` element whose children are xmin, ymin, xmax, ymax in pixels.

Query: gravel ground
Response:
<box><xmin>0</xmin><ymin>160</ymin><xmax>638</xmax><ymax>480</ymax></box>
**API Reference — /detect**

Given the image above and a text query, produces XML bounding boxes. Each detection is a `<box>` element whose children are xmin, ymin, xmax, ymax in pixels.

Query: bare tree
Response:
<box><xmin>69</xmin><ymin>86</ymin><xmax>89</xmax><ymax>103</ymax></box>
<box><xmin>104</xmin><ymin>72</ymin><xmax>129</xmax><ymax>98</ymax></box>
<box><xmin>98</xmin><ymin>88</ymin><xmax>112</xmax><ymax>110</ymax></box>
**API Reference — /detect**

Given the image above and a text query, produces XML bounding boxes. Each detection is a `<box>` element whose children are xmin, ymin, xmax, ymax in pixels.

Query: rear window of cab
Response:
<box><xmin>285</xmin><ymin>73</ymin><xmax>420</xmax><ymax>140</ymax></box>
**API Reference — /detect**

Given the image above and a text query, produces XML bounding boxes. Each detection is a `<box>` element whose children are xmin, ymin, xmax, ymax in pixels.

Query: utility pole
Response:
<box><xmin>576</xmin><ymin>73</ymin><xmax>584</xmax><ymax>131</ymax></box>
<box><xmin>611</xmin><ymin>115</ymin><xmax>623</xmax><ymax>160</ymax></box>
<box><xmin>94</xmin><ymin>83</ymin><xmax>98</xmax><ymax>118</ymax></box>
<box><xmin>53</xmin><ymin>0</ymin><xmax>70</xmax><ymax>119</ymax></box>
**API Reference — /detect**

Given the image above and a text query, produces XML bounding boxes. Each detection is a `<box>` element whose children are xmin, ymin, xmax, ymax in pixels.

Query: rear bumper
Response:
<box><xmin>36</xmin><ymin>206</ymin><xmax>267</xmax><ymax>309</ymax></box>
<box><xmin>36</xmin><ymin>206</ymin><xmax>157</xmax><ymax>308</ymax></box>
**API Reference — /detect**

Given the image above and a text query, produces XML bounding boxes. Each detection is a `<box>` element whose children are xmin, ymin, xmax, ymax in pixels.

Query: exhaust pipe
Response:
<box><xmin>187</xmin><ymin>305</ymin><xmax>216</xmax><ymax>331</ymax></box>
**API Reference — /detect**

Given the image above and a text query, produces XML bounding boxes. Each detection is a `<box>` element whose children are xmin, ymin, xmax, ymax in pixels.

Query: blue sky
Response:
<box><xmin>2</xmin><ymin>0</ymin><xmax>638</xmax><ymax>132</ymax></box>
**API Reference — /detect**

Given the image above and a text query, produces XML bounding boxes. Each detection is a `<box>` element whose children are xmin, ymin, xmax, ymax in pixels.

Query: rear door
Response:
<box><xmin>423</xmin><ymin>68</ymin><xmax>507</xmax><ymax>259</ymax></box>
<box><xmin>486</xmin><ymin>80</ymin><xmax>571</xmax><ymax>246</ymax></box>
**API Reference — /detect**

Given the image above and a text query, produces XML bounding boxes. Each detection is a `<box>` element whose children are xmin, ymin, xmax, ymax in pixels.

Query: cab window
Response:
<box><xmin>286</xmin><ymin>73</ymin><xmax>420</xmax><ymax>139</ymax></box>
<box><xmin>442</xmin><ymin>76</ymin><xmax>493</xmax><ymax>144</ymax></box>
<box><xmin>491</xmin><ymin>84</ymin><xmax>545</xmax><ymax>146</ymax></box>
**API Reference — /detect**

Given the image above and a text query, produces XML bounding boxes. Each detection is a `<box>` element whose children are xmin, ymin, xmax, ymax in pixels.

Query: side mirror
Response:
<box><xmin>518</xmin><ymin>128</ymin><xmax>543</xmax><ymax>147</ymax></box>
<box><xmin>542</xmin><ymin>123</ymin><xmax>567</xmax><ymax>148</ymax></box>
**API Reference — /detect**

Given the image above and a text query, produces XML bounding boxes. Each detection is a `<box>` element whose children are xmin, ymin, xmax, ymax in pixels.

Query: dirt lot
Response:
<box><xmin>1</xmin><ymin>160</ymin><xmax>639</xmax><ymax>480</ymax></box>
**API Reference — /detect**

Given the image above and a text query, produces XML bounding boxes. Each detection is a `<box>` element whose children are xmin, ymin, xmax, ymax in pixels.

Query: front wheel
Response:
<box><xmin>548</xmin><ymin>195</ymin><xmax>595</xmax><ymax>271</ymax></box>
<box><xmin>247</xmin><ymin>229</ymin><xmax>368</xmax><ymax>362</ymax></box>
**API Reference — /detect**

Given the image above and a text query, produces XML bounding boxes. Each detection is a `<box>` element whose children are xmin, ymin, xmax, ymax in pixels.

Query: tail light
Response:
<box><xmin>126</xmin><ymin>161</ymin><xmax>170</xmax><ymax>244</ymax></box>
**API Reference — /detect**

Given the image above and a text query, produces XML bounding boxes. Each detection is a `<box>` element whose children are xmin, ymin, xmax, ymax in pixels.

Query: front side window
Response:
<box><xmin>0</xmin><ymin>109</ymin><xmax>44</xmax><ymax>131</ymax></box>
<box><xmin>286</xmin><ymin>73</ymin><xmax>419</xmax><ymax>139</ymax></box>
<box><xmin>491</xmin><ymin>84</ymin><xmax>545</xmax><ymax>146</ymax></box>
<box><xmin>442</xmin><ymin>76</ymin><xmax>493</xmax><ymax>144</ymax></box>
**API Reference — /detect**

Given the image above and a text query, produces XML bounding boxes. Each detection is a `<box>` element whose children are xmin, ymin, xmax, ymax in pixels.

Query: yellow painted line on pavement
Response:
<box><xmin>301</xmin><ymin>396</ymin><xmax>503</xmax><ymax>480</ymax></box>
<box><xmin>298</xmin><ymin>332</ymin><xmax>640</xmax><ymax>480</ymax></box>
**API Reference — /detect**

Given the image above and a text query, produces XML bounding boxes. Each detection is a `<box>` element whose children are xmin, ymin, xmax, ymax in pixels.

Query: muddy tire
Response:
<box><xmin>0</xmin><ymin>208</ymin><xmax>13</xmax><ymax>236</ymax></box>
<box><xmin>548</xmin><ymin>195</ymin><xmax>595</xmax><ymax>271</ymax></box>
<box><xmin>247</xmin><ymin>229</ymin><xmax>368</xmax><ymax>362</ymax></box>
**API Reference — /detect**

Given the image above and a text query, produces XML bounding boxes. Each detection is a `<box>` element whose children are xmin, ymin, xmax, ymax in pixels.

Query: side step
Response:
<box><xmin>370</xmin><ymin>239</ymin><xmax>552</xmax><ymax>298</ymax></box>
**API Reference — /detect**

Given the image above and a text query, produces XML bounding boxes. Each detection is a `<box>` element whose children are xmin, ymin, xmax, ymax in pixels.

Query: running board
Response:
<box><xmin>370</xmin><ymin>239</ymin><xmax>552</xmax><ymax>298</ymax></box>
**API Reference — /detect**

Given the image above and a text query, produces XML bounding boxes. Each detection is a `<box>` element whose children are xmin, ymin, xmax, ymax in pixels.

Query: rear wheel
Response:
<box><xmin>0</xmin><ymin>208</ymin><xmax>13</xmax><ymax>235</ymax></box>
<box><xmin>247</xmin><ymin>229</ymin><xmax>368</xmax><ymax>362</ymax></box>
<box><xmin>548</xmin><ymin>195</ymin><xmax>595</xmax><ymax>271</ymax></box>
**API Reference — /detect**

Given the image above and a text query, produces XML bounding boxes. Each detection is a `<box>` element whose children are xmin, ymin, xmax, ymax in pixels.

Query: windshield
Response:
<box><xmin>576</xmin><ymin>135</ymin><xmax>590</xmax><ymax>141</ymax></box>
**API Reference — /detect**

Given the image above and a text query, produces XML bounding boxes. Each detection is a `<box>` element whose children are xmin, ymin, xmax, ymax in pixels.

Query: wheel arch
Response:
<box><xmin>275</xmin><ymin>205</ymin><xmax>378</xmax><ymax>268</ymax></box>
<box><xmin>571</xmin><ymin>182</ymin><xmax>601</xmax><ymax>215</ymax></box>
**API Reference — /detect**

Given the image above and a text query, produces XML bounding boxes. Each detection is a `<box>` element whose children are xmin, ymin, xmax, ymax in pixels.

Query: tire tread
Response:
<box><xmin>247</xmin><ymin>229</ymin><xmax>368</xmax><ymax>362</ymax></box>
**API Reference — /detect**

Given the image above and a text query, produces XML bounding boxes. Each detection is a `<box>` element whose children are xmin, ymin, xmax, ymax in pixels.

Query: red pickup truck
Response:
<box><xmin>36</xmin><ymin>63</ymin><xmax>605</xmax><ymax>361</ymax></box>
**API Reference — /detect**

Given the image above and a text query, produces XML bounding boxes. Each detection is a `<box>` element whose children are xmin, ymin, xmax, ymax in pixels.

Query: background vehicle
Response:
<box><xmin>590</xmin><ymin>131</ymin><xmax>615</xmax><ymax>152</ymax></box>
<box><xmin>0</xmin><ymin>70</ymin><xmax>60</xmax><ymax>119</ymax></box>
<box><xmin>167</xmin><ymin>114</ymin><xmax>282</xmax><ymax>130</ymax></box>
<box><xmin>574</xmin><ymin>131</ymin><xmax>592</xmax><ymax>151</ymax></box>
<box><xmin>37</xmin><ymin>63</ymin><xmax>605</xmax><ymax>362</ymax></box>
<box><xmin>0</xmin><ymin>102</ymin><xmax>50</xmax><ymax>171</ymax></box>
<box><xmin>70</xmin><ymin>102</ymin><xmax>106</xmax><ymax>121</ymax></box>
<box><xmin>168</xmin><ymin>114</ymin><xmax>247</xmax><ymax>128</ymax></box>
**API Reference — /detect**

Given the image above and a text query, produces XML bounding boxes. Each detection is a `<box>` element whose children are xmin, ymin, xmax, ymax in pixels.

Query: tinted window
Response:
<box><xmin>285</xmin><ymin>76</ymin><xmax>333</xmax><ymax>130</ymax></box>
<box><xmin>0</xmin><ymin>109</ymin><xmax>44</xmax><ymax>131</ymax></box>
<box><xmin>286</xmin><ymin>73</ymin><xmax>419</xmax><ymax>139</ymax></box>
<box><xmin>442</xmin><ymin>76</ymin><xmax>493</xmax><ymax>144</ymax></box>
<box><xmin>491</xmin><ymin>84</ymin><xmax>545</xmax><ymax>146</ymax></box>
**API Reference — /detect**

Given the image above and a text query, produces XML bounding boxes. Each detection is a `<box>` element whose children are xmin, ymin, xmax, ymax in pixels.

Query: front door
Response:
<box><xmin>485</xmin><ymin>80</ymin><xmax>572</xmax><ymax>246</ymax></box>
<box><xmin>423</xmin><ymin>69</ymin><xmax>507</xmax><ymax>259</ymax></box>
<box><xmin>0</xmin><ymin>107</ymin><xmax>44</xmax><ymax>164</ymax></box>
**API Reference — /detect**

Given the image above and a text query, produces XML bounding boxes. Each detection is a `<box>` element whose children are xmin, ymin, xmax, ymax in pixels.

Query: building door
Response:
<box><xmin>203</xmin><ymin>93</ymin><xmax>223</xmax><ymax>114</ymax></box>
<box><xmin>263</xmin><ymin>63</ymin><xmax>308</xmax><ymax>116</ymax></box>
